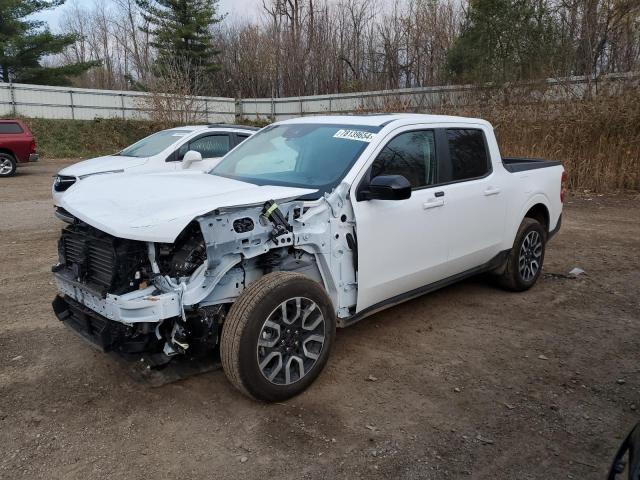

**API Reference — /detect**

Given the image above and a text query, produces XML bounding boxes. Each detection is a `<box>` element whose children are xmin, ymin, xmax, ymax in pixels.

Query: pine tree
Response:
<box><xmin>136</xmin><ymin>0</ymin><xmax>222</xmax><ymax>86</ymax></box>
<box><xmin>0</xmin><ymin>0</ymin><xmax>100</xmax><ymax>85</ymax></box>
<box><xmin>446</xmin><ymin>0</ymin><xmax>561</xmax><ymax>84</ymax></box>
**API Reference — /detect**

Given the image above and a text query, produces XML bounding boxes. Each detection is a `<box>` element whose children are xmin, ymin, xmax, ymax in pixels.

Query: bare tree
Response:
<box><xmin>54</xmin><ymin>0</ymin><xmax>639</xmax><ymax>97</ymax></box>
<box><xmin>138</xmin><ymin>57</ymin><xmax>210</xmax><ymax>126</ymax></box>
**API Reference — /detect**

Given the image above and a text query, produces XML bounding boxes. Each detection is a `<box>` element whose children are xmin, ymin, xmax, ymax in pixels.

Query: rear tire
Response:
<box><xmin>499</xmin><ymin>218</ymin><xmax>546</xmax><ymax>291</ymax></box>
<box><xmin>0</xmin><ymin>153</ymin><xmax>17</xmax><ymax>177</ymax></box>
<box><xmin>220</xmin><ymin>271</ymin><xmax>336</xmax><ymax>402</ymax></box>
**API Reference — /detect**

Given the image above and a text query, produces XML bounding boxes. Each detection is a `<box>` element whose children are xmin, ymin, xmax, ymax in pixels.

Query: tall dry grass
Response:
<box><xmin>359</xmin><ymin>84</ymin><xmax>640</xmax><ymax>192</ymax></box>
<box><xmin>476</xmin><ymin>93</ymin><xmax>640</xmax><ymax>192</ymax></box>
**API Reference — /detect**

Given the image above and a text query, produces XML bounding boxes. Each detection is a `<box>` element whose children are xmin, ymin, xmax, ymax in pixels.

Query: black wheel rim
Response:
<box><xmin>518</xmin><ymin>230</ymin><xmax>543</xmax><ymax>281</ymax></box>
<box><xmin>256</xmin><ymin>297</ymin><xmax>326</xmax><ymax>385</ymax></box>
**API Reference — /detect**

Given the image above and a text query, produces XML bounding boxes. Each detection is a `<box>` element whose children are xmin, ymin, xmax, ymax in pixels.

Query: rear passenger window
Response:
<box><xmin>0</xmin><ymin>123</ymin><xmax>23</xmax><ymax>134</ymax></box>
<box><xmin>446</xmin><ymin>129</ymin><xmax>489</xmax><ymax>181</ymax></box>
<box><xmin>371</xmin><ymin>130</ymin><xmax>436</xmax><ymax>189</ymax></box>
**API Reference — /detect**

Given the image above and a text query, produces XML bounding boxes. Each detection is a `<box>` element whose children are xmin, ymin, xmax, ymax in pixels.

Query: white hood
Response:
<box><xmin>58</xmin><ymin>155</ymin><xmax>148</xmax><ymax>177</ymax></box>
<box><xmin>60</xmin><ymin>172</ymin><xmax>317</xmax><ymax>242</ymax></box>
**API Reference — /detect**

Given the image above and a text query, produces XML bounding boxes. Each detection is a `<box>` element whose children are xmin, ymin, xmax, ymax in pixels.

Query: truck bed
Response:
<box><xmin>502</xmin><ymin>157</ymin><xmax>562</xmax><ymax>173</ymax></box>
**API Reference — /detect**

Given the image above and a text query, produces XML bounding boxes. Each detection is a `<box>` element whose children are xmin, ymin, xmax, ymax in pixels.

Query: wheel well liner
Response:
<box><xmin>0</xmin><ymin>148</ymin><xmax>15</xmax><ymax>159</ymax></box>
<box><xmin>524</xmin><ymin>203</ymin><xmax>549</xmax><ymax>232</ymax></box>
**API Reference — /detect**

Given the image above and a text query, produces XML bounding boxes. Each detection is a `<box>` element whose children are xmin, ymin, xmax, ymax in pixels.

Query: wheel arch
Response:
<box><xmin>524</xmin><ymin>203</ymin><xmax>550</xmax><ymax>234</ymax></box>
<box><xmin>0</xmin><ymin>148</ymin><xmax>16</xmax><ymax>159</ymax></box>
<box><xmin>506</xmin><ymin>194</ymin><xmax>552</xmax><ymax>248</ymax></box>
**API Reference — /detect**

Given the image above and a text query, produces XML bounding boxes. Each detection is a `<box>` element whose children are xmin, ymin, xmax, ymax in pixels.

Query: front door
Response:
<box><xmin>351</xmin><ymin>128</ymin><xmax>450</xmax><ymax>312</ymax></box>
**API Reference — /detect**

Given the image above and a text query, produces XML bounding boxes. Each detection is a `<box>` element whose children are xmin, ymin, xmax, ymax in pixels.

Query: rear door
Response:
<box><xmin>435</xmin><ymin>127</ymin><xmax>507</xmax><ymax>274</ymax></box>
<box><xmin>352</xmin><ymin>127</ymin><xmax>450</xmax><ymax>312</ymax></box>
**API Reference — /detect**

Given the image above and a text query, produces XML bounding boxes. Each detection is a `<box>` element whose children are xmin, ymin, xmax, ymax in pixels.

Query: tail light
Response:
<box><xmin>560</xmin><ymin>170</ymin><xmax>568</xmax><ymax>203</ymax></box>
<box><xmin>29</xmin><ymin>139</ymin><xmax>36</xmax><ymax>154</ymax></box>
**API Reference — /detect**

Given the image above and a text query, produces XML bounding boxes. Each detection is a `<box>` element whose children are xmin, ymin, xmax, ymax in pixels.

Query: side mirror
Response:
<box><xmin>182</xmin><ymin>150</ymin><xmax>203</xmax><ymax>169</ymax></box>
<box><xmin>360</xmin><ymin>175</ymin><xmax>412</xmax><ymax>201</ymax></box>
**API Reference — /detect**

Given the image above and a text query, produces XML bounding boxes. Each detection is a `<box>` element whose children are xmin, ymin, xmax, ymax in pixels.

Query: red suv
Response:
<box><xmin>0</xmin><ymin>119</ymin><xmax>39</xmax><ymax>177</ymax></box>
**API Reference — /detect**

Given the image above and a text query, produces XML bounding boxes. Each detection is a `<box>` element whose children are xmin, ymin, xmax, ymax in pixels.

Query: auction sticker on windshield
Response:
<box><xmin>333</xmin><ymin>129</ymin><xmax>376</xmax><ymax>142</ymax></box>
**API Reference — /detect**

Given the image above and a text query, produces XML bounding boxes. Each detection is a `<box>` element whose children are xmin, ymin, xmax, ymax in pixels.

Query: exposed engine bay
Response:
<box><xmin>51</xmin><ymin>184</ymin><xmax>358</xmax><ymax>368</ymax></box>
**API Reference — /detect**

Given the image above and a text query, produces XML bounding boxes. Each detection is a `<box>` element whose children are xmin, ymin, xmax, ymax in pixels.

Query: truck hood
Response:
<box><xmin>58</xmin><ymin>155</ymin><xmax>148</xmax><ymax>178</ymax></box>
<box><xmin>59</xmin><ymin>172</ymin><xmax>317</xmax><ymax>243</ymax></box>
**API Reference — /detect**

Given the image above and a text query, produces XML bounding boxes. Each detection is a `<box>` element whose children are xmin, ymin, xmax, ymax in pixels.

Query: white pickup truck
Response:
<box><xmin>51</xmin><ymin>114</ymin><xmax>565</xmax><ymax>401</ymax></box>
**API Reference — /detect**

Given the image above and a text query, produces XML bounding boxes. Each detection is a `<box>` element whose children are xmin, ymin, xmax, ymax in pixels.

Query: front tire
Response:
<box><xmin>220</xmin><ymin>272</ymin><xmax>336</xmax><ymax>402</ymax></box>
<box><xmin>0</xmin><ymin>153</ymin><xmax>17</xmax><ymax>177</ymax></box>
<box><xmin>499</xmin><ymin>218</ymin><xmax>546</xmax><ymax>291</ymax></box>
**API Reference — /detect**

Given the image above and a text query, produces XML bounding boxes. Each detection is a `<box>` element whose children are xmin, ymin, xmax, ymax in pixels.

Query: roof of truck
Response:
<box><xmin>277</xmin><ymin>113</ymin><xmax>491</xmax><ymax>128</ymax></box>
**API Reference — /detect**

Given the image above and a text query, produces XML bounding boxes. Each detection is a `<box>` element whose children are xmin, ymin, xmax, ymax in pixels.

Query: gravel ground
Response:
<box><xmin>1</xmin><ymin>158</ymin><xmax>639</xmax><ymax>479</ymax></box>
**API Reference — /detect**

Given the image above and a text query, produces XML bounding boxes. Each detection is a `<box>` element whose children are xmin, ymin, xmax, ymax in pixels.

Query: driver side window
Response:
<box><xmin>188</xmin><ymin>135</ymin><xmax>230</xmax><ymax>159</ymax></box>
<box><xmin>177</xmin><ymin>134</ymin><xmax>231</xmax><ymax>160</ymax></box>
<box><xmin>370</xmin><ymin>130</ymin><xmax>436</xmax><ymax>189</ymax></box>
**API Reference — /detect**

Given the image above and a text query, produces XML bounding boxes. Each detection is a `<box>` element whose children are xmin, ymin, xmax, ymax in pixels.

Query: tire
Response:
<box><xmin>499</xmin><ymin>218</ymin><xmax>546</xmax><ymax>291</ymax></box>
<box><xmin>0</xmin><ymin>153</ymin><xmax>17</xmax><ymax>177</ymax></box>
<box><xmin>220</xmin><ymin>271</ymin><xmax>336</xmax><ymax>402</ymax></box>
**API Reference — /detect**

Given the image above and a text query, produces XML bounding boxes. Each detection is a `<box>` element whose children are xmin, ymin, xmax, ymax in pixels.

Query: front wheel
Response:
<box><xmin>220</xmin><ymin>272</ymin><xmax>336</xmax><ymax>402</ymax></box>
<box><xmin>0</xmin><ymin>153</ymin><xmax>17</xmax><ymax>177</ymax></box>
<box><xmin>498</xmin><ymin>218</ymin><xmax>546</xmax><ymax>291</ymax></box>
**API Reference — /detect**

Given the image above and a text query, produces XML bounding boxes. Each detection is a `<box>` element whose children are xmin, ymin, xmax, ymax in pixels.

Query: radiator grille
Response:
<box><xmin>58</xmin><ymin>225</ymin><xmax>148</xmax><ymax>296</ymax></box>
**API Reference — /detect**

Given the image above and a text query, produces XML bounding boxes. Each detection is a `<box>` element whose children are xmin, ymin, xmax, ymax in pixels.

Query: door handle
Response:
<box><xmin>423</xmin><ymin>199</ymin><xmax>445</xmax><ymax>209</ymax></box>
<box><xmin>484</xmin><ymin>187</ymin><xmax>501</xmax><ymax>196</ymax></box>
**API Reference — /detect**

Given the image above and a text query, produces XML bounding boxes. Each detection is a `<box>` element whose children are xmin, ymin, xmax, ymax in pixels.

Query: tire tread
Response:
<box><xmin>220</xmin><ymin>271</ymin><xmax>312</xmax><ymax>400</ymax></box>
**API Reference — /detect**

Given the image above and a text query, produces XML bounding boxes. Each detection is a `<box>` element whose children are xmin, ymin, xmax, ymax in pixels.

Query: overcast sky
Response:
<box><xmin>35</xmin><ymin>0</ymin><xmax>265</xmax><ymax>29</ymax></box>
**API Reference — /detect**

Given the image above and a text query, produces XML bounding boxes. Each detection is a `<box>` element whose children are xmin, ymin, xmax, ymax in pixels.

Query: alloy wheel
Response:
<box><xmin>256</xmin><ymin>297</ymin><xmax>326</xmax><ymax>385</ymax></box>
<box><xmin>0</xmin><ymin>158</ymin><xmax>13</xmax><ymax>176</ymax></box>
<box><xmin>518</xmin><ymin>230</ymin><xmax>543</xmax><ymax>281</ymax></box>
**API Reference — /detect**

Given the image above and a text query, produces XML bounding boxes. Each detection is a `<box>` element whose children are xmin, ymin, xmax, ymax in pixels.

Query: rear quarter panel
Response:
<box><xmin>500</xmin><ymin>165</ymin><xmax>564</xmax><ymax>250</ymax></box>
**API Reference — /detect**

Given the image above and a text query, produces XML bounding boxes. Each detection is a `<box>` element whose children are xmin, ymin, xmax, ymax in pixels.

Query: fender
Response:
<box><xmin>507</xmin><ymin>193</ymin><xmax>552</xmax><ymax>247</ymax></box>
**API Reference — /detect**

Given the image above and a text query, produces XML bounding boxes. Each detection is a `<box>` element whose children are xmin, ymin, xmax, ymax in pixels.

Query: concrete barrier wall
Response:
<box><xmin>0</xmin><ymin>72</ymin><xmax>637</xmax><ymax>123</ymax></box>
<box><xmin>0</xmin><ymin>83</ymin><xmax>236</xmax><ymax>122</ymax></box>
<box><xmin>238</xmin><ymin>72</ymin><xmax>639</xmax><ymax>121</ymax></box>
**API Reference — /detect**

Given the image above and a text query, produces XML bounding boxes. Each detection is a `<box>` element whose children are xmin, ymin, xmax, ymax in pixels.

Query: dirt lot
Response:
<box><xmin>1</xmin><ymin>158</ymin><xmax>638</xmax><ymax>479</ymax></box>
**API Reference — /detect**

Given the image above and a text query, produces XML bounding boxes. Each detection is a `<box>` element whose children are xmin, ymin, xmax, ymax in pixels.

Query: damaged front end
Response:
<box><xmin>52</xmin><ymin>184</ymin><xmax>358</xmax><ymax>370</ymax></box>
<box><xmin>51</xmin><ymin>220</ymin><xmax>225</xmax><ymax>365</ymax></box>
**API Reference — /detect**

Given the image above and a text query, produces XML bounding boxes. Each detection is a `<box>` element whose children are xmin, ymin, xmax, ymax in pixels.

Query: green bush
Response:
<box><xmin>21</xmin><ymin>118</ymin><xmax>170</xmax><ymax>159</ymax></box>
<box><xmin>16</xmin><ymin>117</ymin><xmax>272</xmax><ymax>159</ymax></box>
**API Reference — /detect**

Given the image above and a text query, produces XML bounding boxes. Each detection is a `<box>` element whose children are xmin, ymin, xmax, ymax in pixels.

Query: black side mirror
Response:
<box><xmin>359</xmin><ymin>175</ymin><xmax>412</xmax><ymax>201</ymax></box>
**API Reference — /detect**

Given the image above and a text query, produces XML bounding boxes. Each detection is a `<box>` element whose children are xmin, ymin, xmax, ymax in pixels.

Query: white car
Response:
<box><xmin>52</xmin><ymin>124</ymin><xmax>259</xmax><ymax>208</ymax></box>
<box><xmin>51</xmin><ymin>114</ymin><xmax>565</xmax><ymax>401</ymax></box>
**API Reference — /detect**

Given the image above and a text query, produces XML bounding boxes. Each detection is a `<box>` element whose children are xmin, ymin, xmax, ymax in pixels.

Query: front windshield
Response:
<box><xmin>211</xmin><ymin>123</ymin><xmax>380</xmax><ymax>196</ymax></box>
<box><xmin>119</xmin><ymin>129</ymin><xmax>191</xmax><ymax>157</ymax></box>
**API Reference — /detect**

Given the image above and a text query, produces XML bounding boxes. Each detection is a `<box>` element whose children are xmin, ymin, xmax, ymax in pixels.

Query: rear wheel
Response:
<box><xmin>0</xmin><ymin>153</ymin><xmax>16</xmax><ymax>177</ymax></box>
<box><xmin>499</xmin><ymin>218</ymin><xmax>546</xmax><ymax>291</ymax></box>
<box><xmin>220</xmin><ymin>272</ymin><xmax>336</xmax><ymax>402</ymax></box>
